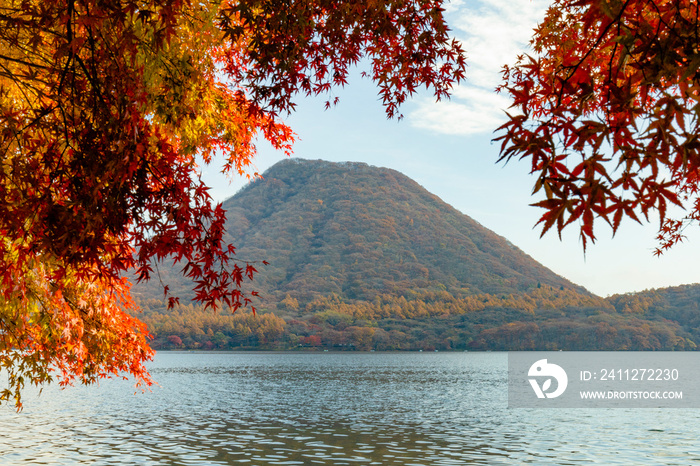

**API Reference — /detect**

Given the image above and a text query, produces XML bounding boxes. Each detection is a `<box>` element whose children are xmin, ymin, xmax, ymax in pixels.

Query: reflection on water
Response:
<box><xmin>1</xmin><ymin>352</ymin><xmax>699</xmax><ymax>464</ymax></box>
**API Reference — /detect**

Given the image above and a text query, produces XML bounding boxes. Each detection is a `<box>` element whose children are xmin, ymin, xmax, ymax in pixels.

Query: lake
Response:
<box><xmin>0</xmin><ymin>352</ymin><xmax>698</xmax><ymax>464</ymax></box>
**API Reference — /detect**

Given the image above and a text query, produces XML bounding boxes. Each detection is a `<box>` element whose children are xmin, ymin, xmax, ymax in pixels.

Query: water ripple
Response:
<box><xmin>0</xmin><ymin>352</ymin><xmax>698</xmax><ymax>464</ymax></box>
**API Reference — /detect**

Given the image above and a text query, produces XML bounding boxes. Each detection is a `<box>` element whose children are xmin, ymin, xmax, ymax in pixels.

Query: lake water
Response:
<box><xmin>0</xmin><ymin>352</ymin><xmax>698</xmax><ymax>465</ymax></box>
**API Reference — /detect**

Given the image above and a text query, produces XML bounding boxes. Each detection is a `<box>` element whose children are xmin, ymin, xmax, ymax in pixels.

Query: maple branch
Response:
<box><xmin>0</xmin><ymin>53</ymin><xmax>52</xmax><ymax>71</ymax></box>
<box><xmin>556</xmin><ymin>0</ymin><xmax>633</xmax><ymax>108</ymax></box>
<box><xmin>54</xmin><ymin>0</ymin><xmax>75</xmax><ymax>98</ymax></box>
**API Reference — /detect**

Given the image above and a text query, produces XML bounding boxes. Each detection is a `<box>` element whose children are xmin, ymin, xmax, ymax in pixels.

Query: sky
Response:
<box><xmin>200</xmin><ymin>0</ymin><xmax>700</xmax><ymax>298</ymax></box>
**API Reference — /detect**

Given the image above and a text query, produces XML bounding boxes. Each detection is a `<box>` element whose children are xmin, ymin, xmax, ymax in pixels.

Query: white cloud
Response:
<box><xmin>410</xmin><ymin>87</ymin><xmax>510</xmax><ymax>135</ymax></box>
<box><xmin>442</xmin><ymin>0</ymin><xmax>466</xmax><ymax>15</ymax></box>
<box><xmin>409</xmin><ymin>0</ymin><xmax>550</xmax><ymax>136</ymax></box>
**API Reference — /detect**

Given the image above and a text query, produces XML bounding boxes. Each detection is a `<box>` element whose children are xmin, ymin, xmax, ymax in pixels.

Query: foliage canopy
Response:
<box><xmin>497</xmin><ymin>0</ymin><xmax>700</xmax><ymax>251</ymax></box>
<box><xmin>0</xmin><ymin>0</ymin><xmax>465</xmax><ymax>407</ymax></box>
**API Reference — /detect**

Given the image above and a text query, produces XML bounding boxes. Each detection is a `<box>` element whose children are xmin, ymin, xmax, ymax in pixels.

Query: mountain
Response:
<box><xmin>216</xmin><ymin>158</ymin><xmax>585</xmax><ymax>305</ymax></box>
<box><xmin>134</xmin><ymin>159</ymin><xmax>696</xmax><ymax>351</ymax></box>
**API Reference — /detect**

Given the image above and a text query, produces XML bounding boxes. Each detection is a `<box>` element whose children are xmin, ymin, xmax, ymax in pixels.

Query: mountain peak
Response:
<box><xmin>219</xmin><ymin>158</ymin><xmax>587</xmax><ymax>305</ymax></box>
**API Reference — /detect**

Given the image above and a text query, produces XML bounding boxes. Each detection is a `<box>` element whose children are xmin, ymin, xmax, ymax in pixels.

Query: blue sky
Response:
<box><xmin>201</xmin><ymin>0</ymin><xmax>700</xmax><ymax>297</ymax></box>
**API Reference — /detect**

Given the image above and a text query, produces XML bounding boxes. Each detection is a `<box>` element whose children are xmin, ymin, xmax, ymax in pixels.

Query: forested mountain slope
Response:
<box><xmin>218</xmin><ymin>158</ymin><xmax>585</xmax><ymax>305</ymax></box>
<box><xmin>133</xmin><ymin>159</ymin><xmax>697</xmax><ymax>351</ymax></box>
